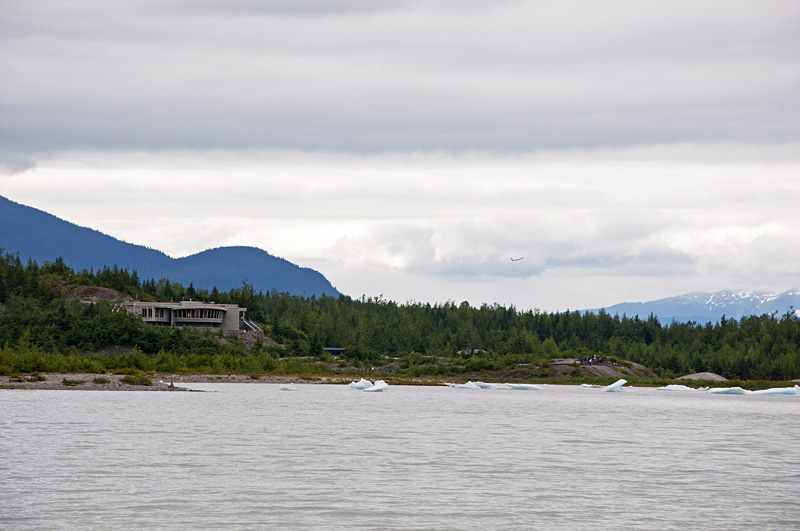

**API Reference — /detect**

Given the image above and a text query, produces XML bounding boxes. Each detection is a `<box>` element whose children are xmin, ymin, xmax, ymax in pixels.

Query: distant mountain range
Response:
<box><xmin>0</xmin><ymin>195</ymin><xmax>340</xmax><ymax>298</ymax></box>
<box><xmin>4</xmin><ymin>194</ymin><xmax>798</xmax><ymax>318</ymax></box>
<box><xmin>588</xmin><ymin>289</ymin><xmax>800</xmax><ymax>324</ymax></box>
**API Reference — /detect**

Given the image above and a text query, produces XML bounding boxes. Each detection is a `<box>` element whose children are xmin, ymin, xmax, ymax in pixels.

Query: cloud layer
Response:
<box><xmin>2</xmin><ymin>0</ymin><xmax>798</xmax><ymax>157</ymax></box>
<box><xmin>2</xmin><ymin>1</ymin><xmax>799</xmax><ymax>310</ymax></box>
<box><xmin>4</xmin><ymin>147</ymin><xmax>798</xmax><ymax>309</ymax></box>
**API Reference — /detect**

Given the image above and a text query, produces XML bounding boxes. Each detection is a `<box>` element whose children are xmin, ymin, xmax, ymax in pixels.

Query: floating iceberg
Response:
<box><xmin>506</xmin><ymin>383</ymin><xmax>543</xmax><ymax>390</ymax></box>
<box><xmin>446</xmin><ymin>381</ymin><xmax>482</xmax><ymax>389</ymax></box>
<box><xmin>751</xmin><ymin>385</ymin><xmax>799</xmax><ymax>396</ymax></box>
<box><xmin>278</xmin><ymin>384</ymin><xmax>297</xmax><ymax>391</ymax></box>
<box><xmin>349</xmin><ymin>378</ymin><xmax>373</xmax><ymax>389</ymax></box>
<box><xmin>657</xmin><ymin>384</ymin><xmax>699</xmax><ymax>392</ymax></box>
<box><xmin>472</xmin><ymin>381</ymin><xmax>500</xmax><ymax>389</ymax></box>
<box><xmin>363</xmin><ymin>380</ymin><xmax>388</xmax><ymax>392</ymax></box>
<box><xmin>601</xmin><ymin>379</ymin><xmax>628</xmax><ymax>392</ymax></box>
<box><xmin>706</xmin><ymin>386</ymin><xmax>751</xmax><ymax>395</ymax></box>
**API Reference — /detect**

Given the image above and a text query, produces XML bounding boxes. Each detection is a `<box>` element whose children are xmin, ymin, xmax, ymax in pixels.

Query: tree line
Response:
<box><xmin>1</xmin><ymin>250</ymin><xmax>799</xmax><ymax>381</ymax></box>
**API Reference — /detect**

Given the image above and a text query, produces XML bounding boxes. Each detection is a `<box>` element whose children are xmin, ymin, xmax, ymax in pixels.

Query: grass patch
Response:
<box><xmin>92</xmin><ymin>376</ymin><xmax>112</xmax><ymax>384</ymax></box>
<box><xmin>120</xmin><ymin>374</ymin><xmax>152</xmax><ymax>386</ymax></box>
<box><xmin>62</xmin><ymin>377</ymin><xmax>85</xmax><ymax>386</ymax></box>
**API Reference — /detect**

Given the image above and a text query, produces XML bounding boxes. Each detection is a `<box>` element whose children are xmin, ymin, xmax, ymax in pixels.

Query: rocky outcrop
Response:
<box><xmin>676</xmin><ymin>372</ymin><xmax>727</xmax><ymax>381</ymax></box>
<box><xmin>57</xmin><ymin>284</ymin><xmax>135</xmax><ymax>305</ymax></box>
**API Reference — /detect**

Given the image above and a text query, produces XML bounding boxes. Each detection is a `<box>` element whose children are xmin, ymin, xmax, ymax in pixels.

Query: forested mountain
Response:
<box><xmin>589</xmin><ymin>289</ymin><xmax>800</xmax><ymax>324</ymax></box>
<box><xmin>1</xmin><ymin>251</ymin><xmax>799</xmax><ymax>382</ymax></box>
<box><xmin>0</xmin><ymin>195</ymin><xmax>339</xmax><ymax>297</ymax></box>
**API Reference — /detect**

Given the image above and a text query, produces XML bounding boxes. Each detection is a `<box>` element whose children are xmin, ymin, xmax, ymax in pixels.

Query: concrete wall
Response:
<box><xmin>122</xmin><ymin>301</ymin><xmax>246</xmax><ymax>333</ymax></box>
<box><xmin>221</xmin><ymin>305</ymin><xmax>243</xmax><ymax>333</ymax></box>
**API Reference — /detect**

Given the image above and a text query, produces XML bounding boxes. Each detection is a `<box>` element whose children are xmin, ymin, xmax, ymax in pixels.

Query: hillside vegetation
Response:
<box><xmin>1</xmin><ymin>251</ymin><xmax>799</xmax><ymax>383</ymax></box>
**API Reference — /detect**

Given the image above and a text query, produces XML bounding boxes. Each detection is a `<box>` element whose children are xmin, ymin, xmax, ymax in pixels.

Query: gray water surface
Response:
<box><xmin>1</xmin><ymin>384</ymin><xmax>798</xmax><ymax>530</ymax></box>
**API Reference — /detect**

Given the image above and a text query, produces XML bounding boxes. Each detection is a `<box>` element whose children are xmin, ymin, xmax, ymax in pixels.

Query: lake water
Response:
<box><xmin>1</xmin><ymin>383</ymin><xmax>798</xmax><ymax>530</ymax></box>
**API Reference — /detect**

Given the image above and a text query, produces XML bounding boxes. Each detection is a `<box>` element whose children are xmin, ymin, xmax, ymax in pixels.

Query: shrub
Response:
<box><xmin>121</xmin><ymin>374</ymin><xmax>152</xmax><ymax>386</ymax></box>
<box><xmin>62</xmin><ymin>378</ymin><xmax>85</xmax><ymax>386</ymax></box>
<box><xmin>93</xmin><ymin>376</ymin><xmax>111</xmax><ymax>384</ymax></box>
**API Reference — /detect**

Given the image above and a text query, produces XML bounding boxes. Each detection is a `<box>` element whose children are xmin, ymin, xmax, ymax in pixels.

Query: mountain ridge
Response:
<box><xmin>587</xmin><ymin>288</ymin><xmax>800</xmax><ymax>324</ymax></box>
<box><xmin>0</xmin><ymin>195</ymin><xmax>340</xmax><ymax>298</ymax></box>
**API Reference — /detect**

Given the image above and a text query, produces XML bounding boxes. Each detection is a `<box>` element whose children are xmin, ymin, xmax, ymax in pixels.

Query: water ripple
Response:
<box><xmin>2</xmin><ymin>385</ymin><xmax>799</xmax><ymax>530</ymax></box>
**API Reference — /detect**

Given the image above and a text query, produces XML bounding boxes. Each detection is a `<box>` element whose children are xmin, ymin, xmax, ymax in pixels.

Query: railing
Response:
<box><xmin>240</xmin><ymin>318</ymin><xmax>262</xmax><ymax>332</ymax></box>
<box><xmin>173</xmin><ymin>316</ymin><xmax>224</xmax><ymax>324</ymax></box>
<box><xmin>141</xmin><ymin>315</ymin><xmax>171</xmax><ymax>323</ymax></box>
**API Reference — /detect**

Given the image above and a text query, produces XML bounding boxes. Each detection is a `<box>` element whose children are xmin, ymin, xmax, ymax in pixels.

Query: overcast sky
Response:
<box><xmin>1</xmin><ymin>0</ymin><xmax>799</xmax><ymax>311</ymax></box>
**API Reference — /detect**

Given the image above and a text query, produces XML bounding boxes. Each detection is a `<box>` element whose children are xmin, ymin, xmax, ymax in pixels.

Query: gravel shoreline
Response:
<box><xmin>0</xmin><ymin>372</ymin><xmax>351</xmax><ymax>391</ymax></box>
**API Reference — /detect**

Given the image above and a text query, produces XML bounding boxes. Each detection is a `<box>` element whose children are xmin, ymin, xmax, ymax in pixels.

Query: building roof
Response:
<box><xmin>121</xmin><ymin>300</ymin><xmax>246</xmax><ymax>311</ymax></box>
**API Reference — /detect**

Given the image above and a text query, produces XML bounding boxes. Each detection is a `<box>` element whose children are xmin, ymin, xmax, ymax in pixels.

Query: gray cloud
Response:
<box><xmin>0</xmin><ymin>151</ymin><xmax>36</xmax><ymax>175</ymax></box>
<box><xmin>2</xmin><ymin>0</ymin><xmax>798</xmax><ymax>156</ymax></box>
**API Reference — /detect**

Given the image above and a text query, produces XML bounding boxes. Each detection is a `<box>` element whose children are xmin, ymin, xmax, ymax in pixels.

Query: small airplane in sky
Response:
<box><xmin>510</xmin><ymin>257</ymin><xmax>524</xmax><ymax>262</ymax></box>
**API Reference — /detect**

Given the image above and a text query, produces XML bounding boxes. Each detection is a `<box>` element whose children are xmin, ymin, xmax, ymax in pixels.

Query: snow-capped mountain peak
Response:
<box><xmin>588</xmin><ymin>288</ymin><xmax>800</xmax><ymax>324</ymax></box>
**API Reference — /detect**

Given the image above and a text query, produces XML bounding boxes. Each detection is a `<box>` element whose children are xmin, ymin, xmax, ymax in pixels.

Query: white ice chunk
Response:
<box><xmin>279</xmin><ymin>384</ymin><xmax>297</xmax><ymax>391</ymax></box>
<box><xmin>706</xmin><ymin>386</ymin><xmax>751</xmax><ymax>395</ymax></box>
<box><xmin>448</xmin><ymin>381</ymin><xmax>481</xmax><ymax>389</ymax></box>
<box><xmin>658</xmin><ymin>384</ymin><xmax>698</xmax><ymax>392</ymax></box>
<box><xmin>506</xmin><ymin>383</ymin><xmax>543</xmax><ymax>390</ymax></box>
<box><xmin>601</xmin><ymin>379</ymin><xmax>628</xmax><ymax>392</ymax></box>
<box><xmin>349</xmin><ymin>378</ymin><xmax>373</xmax><ymax>389</ymax></box>
<box><xmin>751</xmin><ymin>385</ymin><xmax>799</xmax><ymax>396</ymax></box>
<box><xmin>363</xmin><ymin>380</ymin><xmax>388</xmax><ymax>392</ymax></box>
<box><xmin>472</xmin><ymin>381</ymin><xmax>499</xmax><ymax>389</ymax></box>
